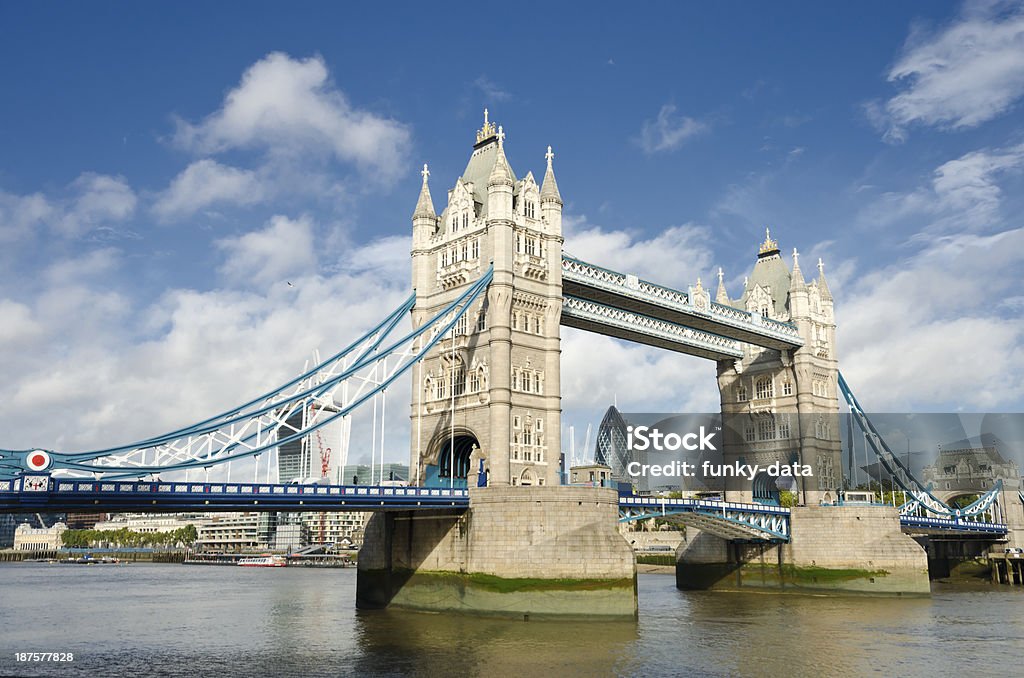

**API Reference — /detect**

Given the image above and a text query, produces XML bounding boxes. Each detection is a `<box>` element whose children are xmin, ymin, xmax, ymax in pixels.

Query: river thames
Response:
<box><xmin>1</xmin><ymin>564</ymin><xmax>1023</xmax><ymax>677</ymax></box>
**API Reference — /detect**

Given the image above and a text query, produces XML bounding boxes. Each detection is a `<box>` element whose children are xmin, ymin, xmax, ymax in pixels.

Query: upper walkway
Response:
<box><xmin>561</xmin><ymin>255</ymin><xmax>803</xmax><ymax>352</ymax></box>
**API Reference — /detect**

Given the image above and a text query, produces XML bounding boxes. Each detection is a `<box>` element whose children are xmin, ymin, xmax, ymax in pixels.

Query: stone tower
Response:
<box><xmin>714</xmin><ymin>230</ymin><xmax>841</xmax><ymax>505</ymax></box>
<box><xmin>409</xmin><ymin>112</ymin><xmax>564</xmax><ymax>488</ymax></box>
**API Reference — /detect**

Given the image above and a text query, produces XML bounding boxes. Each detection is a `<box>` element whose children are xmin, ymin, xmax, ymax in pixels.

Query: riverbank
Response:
<box><xmin>0</xmin><ymin>549</ymin><xmax>183</xmax><ymax>563</ymax></box>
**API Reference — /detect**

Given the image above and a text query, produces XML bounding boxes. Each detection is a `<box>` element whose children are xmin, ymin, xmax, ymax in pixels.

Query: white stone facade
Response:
<box><xmin>410</xmin><ymin>113</ymin><xmax>563</xmax><ymax>488</ymax></box>
<box><xmin>715</xmin><ymin>231</ymin><xmax>842</xmax><ymax>504</ymax></box>
<box><xmin>14</xmin><ymin>522</ymin><xmax>67</xmax><ymax>551</ymax></box>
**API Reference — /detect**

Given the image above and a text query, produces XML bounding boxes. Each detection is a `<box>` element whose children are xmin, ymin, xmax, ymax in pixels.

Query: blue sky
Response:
<box><xmin>2</xmin><ymin>1</ymin><xmax>1023</xmax><ymax>466</ymax></box>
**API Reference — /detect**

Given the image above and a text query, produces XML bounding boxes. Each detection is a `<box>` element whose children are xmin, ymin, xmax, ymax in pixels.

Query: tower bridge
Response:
<box><xmin>2</xmin><ymin>112</ymin><xmax>1022</xmax><ymax>615</ymax></box>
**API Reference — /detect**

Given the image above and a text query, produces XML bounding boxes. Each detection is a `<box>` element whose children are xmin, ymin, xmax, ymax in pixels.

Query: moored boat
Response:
<box><xmin>237</xmin><ymin>554</ymin><xmax>287</xmax><ymax>567</ymax></box>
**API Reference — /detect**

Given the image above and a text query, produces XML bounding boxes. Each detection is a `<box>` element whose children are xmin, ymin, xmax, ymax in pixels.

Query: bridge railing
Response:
<box><xmin>3</xmin><ymin>476</ymin><xmax>469</xmax><ymax>501</ymax></box>
<box><xmin>561</xmin><ymin>255</ymin><xmax>802</xmax><ymax>344</ymax></box>
<box><xmin>562</xmin><ymin>296</ymin><xmax>744</xmax><ymax>357</ymax></box>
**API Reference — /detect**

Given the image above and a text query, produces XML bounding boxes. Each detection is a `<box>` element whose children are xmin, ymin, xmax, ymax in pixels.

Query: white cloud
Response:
<box><xmin>563</xmin><ymin>216</ymin><xmax>715</xmax><ymax>289</ymax></box>
<box><xmin>0</xmin><ymin>300</ymin><xmax>43</xmax><ymax>348</ymax></box>
<box><xmin>875</xmin><ymin>1</ymin><xmax>1024</xmax><ymax>141</ymax></box>
<box><xmin>472</xmin><ymin>75</ymin><xmax>511</xmax><ymax>102</ymax></box>
<box><xmin>154</xmin><ymin>159</ymin><xmax>263</xmax><ymax>220</ymax></box>
<box><xmin>0</xmin><ymin>221</ymin><xmax>413</xmax><ymax>461</ymax></box>
<box><xmin>639</xmin><ymin>104</ymin><xmax>708</xmax><ymax>154</ymax></box>
<box><xmin>840</xmin><ymin>228</ymin><xmax>1024</xmax><ymax>410</ymax></box>
<box><xmin>859</xmin><ymin>143</ymin><xmax>1024</xmax><ymax>233</ymax></box>
<box><xmin>173</xmin><ymin>52</ymin><xmax>411</xmax><ymax>180</ymax></box>
<box><xmin>0</xmin><ymin>190</ymin><xmax>53</xmax><ymax>242</ymax></box>
<box><xmin>216</xmin><ymin>214</ymin><xmax>317</xmax><ymax>287</ymax></box>
<box><xmin>561</xmin><ymin>329</ymin><xmax>719</xmax><ymax>413</ymax></box>
<box><xmin>0</xmin><ymin>174</ymin><xmax>136</xmax><ymax>243</ymax></box>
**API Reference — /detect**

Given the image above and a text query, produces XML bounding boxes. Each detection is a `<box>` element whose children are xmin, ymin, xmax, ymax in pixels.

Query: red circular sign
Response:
<box><xmin>26</xmin><ymin>450</ymin><xmax>50</xmax><ymax>471</ymax></box>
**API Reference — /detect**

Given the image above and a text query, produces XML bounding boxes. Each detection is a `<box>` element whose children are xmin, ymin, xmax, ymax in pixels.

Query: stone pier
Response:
<box><xmin>356</xmin><ymin>485</ymin><xmax>638</xmax><ymax>619</ymax></box>
<box><xmin>676</xmin><ymin>505</ymin><xmax>930</xmax><ymax>595</ymax></box>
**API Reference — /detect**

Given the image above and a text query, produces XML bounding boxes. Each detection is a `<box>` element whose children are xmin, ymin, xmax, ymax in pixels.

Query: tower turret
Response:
<box><xmin>540</xmin><ymin>145</ymin><xmax>562</xmax><ymax>236</ymax></box>
<box><xmin>715</xmin><ymin>267</ymin><xmax>729</xmax><ymax>304</ymax></box>
<box><xmin>788</xmin><ymin>248</ymin><xmax>809</xmax><ymax>319</ymax></box>
<box><xmin>487</xmin><ymin>126</ymin><xmax>514</xmax><ymax>222</ymax></box>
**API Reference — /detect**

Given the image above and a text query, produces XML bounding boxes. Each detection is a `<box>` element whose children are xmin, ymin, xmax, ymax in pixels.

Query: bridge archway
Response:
<box><xmin>436</xmin><ymin>432</ymin><xmax>478</xmax><ymax>481</ymax></box>
<box><xmin>752</xmin><ymin>471</ymin><xmax>780</xmax><ymax>506</ymax></box>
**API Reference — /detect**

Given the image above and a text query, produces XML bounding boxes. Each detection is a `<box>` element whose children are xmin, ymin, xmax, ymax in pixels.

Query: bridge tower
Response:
<box><xmin>715</xmin><ymin>231</ymin><xmax>842</xmax><ymax>504</ymax></box>
<box><xmin>410</xmin><ymin>112</ymin><xmax>564</xmax><ymax>489</ymax></box>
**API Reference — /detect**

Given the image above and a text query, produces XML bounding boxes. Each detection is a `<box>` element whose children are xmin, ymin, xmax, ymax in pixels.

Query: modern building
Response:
<box><xmin>337</xmin><ymin>463</ymin><xmax>409</xmax><ymax>486</ymax></box>
<box><xmin>594</xmin><ymin>406</ymin><xmax>632</xmax><ymax>483</ymax></box>
<box><xmin>274</xmin><ymin>522</ymin><xmax>308</xmax><ymax>551</ymax></box>
<box><xmin>276</xmin><ymin>402</ymin><xmax>347</xmax><ymax>483</ymax></box>
<box><xmin>65</xmin><ymin>513</ymin><xmax>108</xmax><ymax>530</ymax></box>
<box><xmin>14</xmin><ymin>522</ymin><xmax>67</xmax><ymax>551</ymax></box>
<box><xmin>302</xmin><ymin>511</ymin><xmax>370</xmax><ymax>548</ymax></box>
<box><xmin>195</xmin><ymin>513</ymin><xmax>263</xmax><ymax>552</ymax></box>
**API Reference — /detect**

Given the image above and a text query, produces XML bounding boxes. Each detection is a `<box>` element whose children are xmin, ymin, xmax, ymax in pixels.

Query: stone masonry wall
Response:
<box><xmin>357</xmin><ymin>485</ymin><xmax>637</xmax><ymax>618</ymax></box>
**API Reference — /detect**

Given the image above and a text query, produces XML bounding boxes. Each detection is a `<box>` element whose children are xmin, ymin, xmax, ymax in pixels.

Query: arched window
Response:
<box><xmin>736</xmin><ymin>384</ymin><xmax>748</xmax><ymax>402</ymax></box>
<box><xmin>755</xmin><ymin>378</ymin><xmax>774</xmax><ymax>400</ymax></box>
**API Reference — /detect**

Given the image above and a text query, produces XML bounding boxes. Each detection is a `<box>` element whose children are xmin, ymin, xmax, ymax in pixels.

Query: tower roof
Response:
<box><xmin>459</xmin><ymin>113</ymin><xmax>517</xmax><ymax>207</ymax></box>
<box><xmin>412</xmin><ymin>163</ymin><xmax>436</xmax><ymax>220</ymax></box>
<box><xmin>817</xmin><ymin>258</ymin><xmax>833</xmax><ymax>300</ymax></box>
<box><xmin>737</xmin><ymin>228</ymin><xmax>792</xmax><ymax>316</ymax></box>
<box><xmin>541</xmin><ymin>145</ymin><xmax>562</xmax><ymax>203</ymax></box>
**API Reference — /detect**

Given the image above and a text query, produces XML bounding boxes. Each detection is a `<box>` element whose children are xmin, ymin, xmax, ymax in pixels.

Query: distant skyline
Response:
<box><xmin>2</xmin><ymin>1</ymin><xmax>1023</xmax><ymax>470</ymax></box>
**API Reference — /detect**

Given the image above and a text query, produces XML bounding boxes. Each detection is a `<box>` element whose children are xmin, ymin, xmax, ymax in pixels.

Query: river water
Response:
<box><xmin>1</xmin><ymin>564</ymin><xmax>1022</xmax><ymax>677</ymax></box>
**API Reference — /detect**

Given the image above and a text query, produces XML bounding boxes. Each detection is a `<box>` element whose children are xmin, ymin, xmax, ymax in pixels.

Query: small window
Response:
<box><xmin>513</xmin><ymin>415</ymin><xmax>521</xmax><ymax>429</ymax></box>
<box><xmin>536</xmin><ymin>419</ymin><xmax>543</xmax><ymax>432</ymax></box>
<box><xmin>782</xmin><ymin>381</ymin><xmax>793</xmax><ymax>396</ymax></box>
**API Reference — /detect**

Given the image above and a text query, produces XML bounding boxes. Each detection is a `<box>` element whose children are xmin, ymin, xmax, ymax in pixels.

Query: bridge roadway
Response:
<box><xmin>0</xmin><ymin>477</ymin><xmax>1008</xmax><ymax>541</ymax></box>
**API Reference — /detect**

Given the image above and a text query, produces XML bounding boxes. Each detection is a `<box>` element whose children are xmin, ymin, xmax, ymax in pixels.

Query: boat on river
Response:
<box><xmin>237</xmin><ymin>554</ymin><xmax>287</xmax><ymax>567</ymax></box>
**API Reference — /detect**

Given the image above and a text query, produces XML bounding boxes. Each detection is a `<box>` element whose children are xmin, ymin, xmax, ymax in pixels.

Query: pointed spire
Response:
<box><xmin>817</xmin><ymin>257</ymin><xmax>832</xmax><ymax>299</ymax></box>
<box><xmin>541</xmin><ymin>145</ymin><xmax>562</xmax><ymax>203</ymax></box>
<box><xmin>413</xmin><ymin>163</ymin><xmax>435</xmax><ymax>219</ymax></box>
<box><xmin>488</xmin><ymin>135</ymin><xmax>514</xmax><ymax>187</ymax></box>
<box><xmin>790</xmin><ymin>247</ymin><xmax>805</xmax><ymax>287</ymax></box>
<box><xmin>715</xmin><ymin>267</ymin><xmax>729</xmax><ymax>303</ymax></box>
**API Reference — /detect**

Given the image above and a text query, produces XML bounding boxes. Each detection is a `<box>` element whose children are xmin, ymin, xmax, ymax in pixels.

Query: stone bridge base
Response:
<box><xmin>356</xmin><ymin>486</ymin><xmax>638</xmax><ymax>619</ymax></box>
<box><xmin>676</xmin><ymin>505</ymin><xmax>930</xmax><ymax>596</ymax></box>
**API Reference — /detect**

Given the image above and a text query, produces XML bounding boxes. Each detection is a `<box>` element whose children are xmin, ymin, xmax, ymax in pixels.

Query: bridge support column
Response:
<box><xmin>356</xmin><ymin>486</ymin><xmax>637</xmax><ymax>619</ymax></box>
<box><xmin>676</xmin><ymin>505</ymin><xmax>930</xmax><ymax>596</ymax></box>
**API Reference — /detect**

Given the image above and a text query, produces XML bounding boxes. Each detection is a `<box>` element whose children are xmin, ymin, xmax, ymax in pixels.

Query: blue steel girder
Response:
<box><xmin>618</xmin><ymin>496</ymin><xmax>790</xmax><ymax>542</ymax></box>
<box><xmin>0</xmin><ymin>475</ymin><xmax>469</xmax><ymax>514</ymax></box>
<box><xmin>899</xmin><ymin>515</ymin><xmax>1008</xmax><ymax>538</ymax></box>
<box><xmin>561</xmin><ymin>255</ymin><xmax>803</xmax><ymax>350</ymax></box>
<box><xmin>561</xmin><ymin>295</ymin><xmax>743</xmax><ymax>361</ymax></box>
<box><xmin>0</xmin><ymin>269</ymin><xmax>494</xmax><ymax>481</ymax></box>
